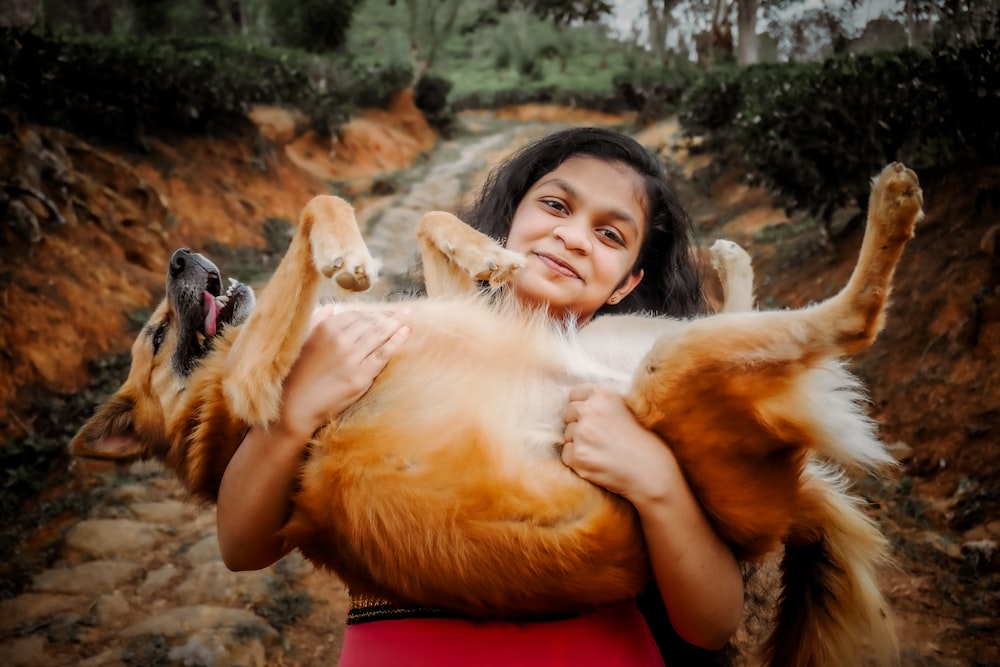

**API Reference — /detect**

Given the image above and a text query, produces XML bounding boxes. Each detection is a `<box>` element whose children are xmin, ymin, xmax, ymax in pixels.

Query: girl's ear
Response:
<box><xmin>608</xmin><ymin>269</ymin><xmax>644</xmax><ymax>304</ymax></box>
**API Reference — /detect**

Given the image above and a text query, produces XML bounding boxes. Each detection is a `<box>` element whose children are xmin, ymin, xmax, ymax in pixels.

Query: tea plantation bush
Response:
<box><xmin>675</xmin><ymin>41</ymin><xmax>999</xmax><ymax>218</ymax></box>
<box><xmin>0</xmin><ymin>29</ymin><xmax>411</xmax><ymax>146</ymax></box>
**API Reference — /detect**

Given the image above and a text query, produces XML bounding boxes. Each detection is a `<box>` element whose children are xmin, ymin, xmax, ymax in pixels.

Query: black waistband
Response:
<box><xmin>347</xmin><ymin>602</ymin><xmax>470</xmax><ymax>625</ymax></box>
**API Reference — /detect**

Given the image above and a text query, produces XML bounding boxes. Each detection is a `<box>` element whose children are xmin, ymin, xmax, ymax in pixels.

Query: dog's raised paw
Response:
<box><xmin>335</xmin><ymin>263</ymin><xmax>372</xmax><ymax>291</ymax></box>
<box><xmin>709</xmin><ymin>239</ymin><xmax>755</xmax><ymax>312</ymax></box>
<box><xmin>473</xmin><ymin>246</ymin><xmax>525</xmax><ymax>289</ymax></box>
<box><xmin>314</xmin><ymin>247</ymin><xmax>379</xmax><ymax>293</ymax></box>
<box><xmin>871</xmin><ymin>162</ymin><xmax>923</xmax><ymax>241</ymax></box>
<box><xmin>709</xmin><ymin>239</ymin><xmax>751</xmax><ymax>274</ymax></box>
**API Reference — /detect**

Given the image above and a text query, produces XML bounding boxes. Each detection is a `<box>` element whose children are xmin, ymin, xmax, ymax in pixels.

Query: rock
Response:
<box><xmin>31</xmin><ymin>560</ymin><xmax>141</xmax><ymax>596</ymax></box>
<box><xmin>173</xmin><ymin>562</ymin><xmax>273</xmax><ymax>606</ymax></box>
<box><xmin>120</xmin><ymin>605</ymin><xmax>275</xmax><ymax>639</ymax></box>
<box><xmin>128</xmin><ymin>500</ymin><xmax>198</xmax><ymax>524</ymax></box>
<box><xmin>138</xmin><ymin>564</ymin><xmax>180</xmax><ymax>597</ymax></box>
<box><xmin>182</xmin><ymin>534</ymin><xmax>223</xmax><ymax>566</ymax></box>
<box><xmin>0</xmin><ymin>593</ymin><xmax>90</xmax><ymax>635</ymax></box>
<box><xmin>0</xmin><ymin>635</ymin><xmax>49</xmax><ymax>666</ymax></box>
<box><xmin>62</xmin><ymin>519</ymin><xmax>164</xmax><ymax>559</ymax></box>
<box><xmin>95</xmin><ymin>591</ymin><xmax>131</xmax><ymax>626</ymax></box>
<box><xmin>886</xmin><ymin>440</ymin><xmax>914</xmax><ymax>462</ymax></box>
<box><xmin>77</xmin><ymin>647</ymin><xmax>125</xmax><ymax>667</ymax></box>
<box><xmin>167</xmin><ymin>628</ymin><xmax>271</xmax><ymax>667</ymax></box>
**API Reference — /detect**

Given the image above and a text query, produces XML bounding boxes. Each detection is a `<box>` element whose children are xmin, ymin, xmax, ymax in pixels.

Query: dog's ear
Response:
<box><xmin>70</xmin><ymin>393</ymin><xmax>146</xmax><ymax>461</ymax></box>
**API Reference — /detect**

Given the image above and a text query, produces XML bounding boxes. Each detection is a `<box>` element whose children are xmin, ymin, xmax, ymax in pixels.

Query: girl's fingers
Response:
<box><xmin>361</xmin><ymin>324</ymin><xmax>411</xmax><ymax>373</ymax></box>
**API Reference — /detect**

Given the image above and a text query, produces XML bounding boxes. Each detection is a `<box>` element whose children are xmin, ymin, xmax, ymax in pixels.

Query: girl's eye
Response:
<box><xmin>542</xmin><ymin>199</ymin><xmax>566</xmax><ymax>213</ymax></box>
<box><xmin>599</xmin><ymin>228</ymin><xmax>626</xmax><ymax>246</ymax></box>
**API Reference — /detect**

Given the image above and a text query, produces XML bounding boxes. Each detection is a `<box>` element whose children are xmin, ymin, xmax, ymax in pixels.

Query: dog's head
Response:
<box><xmin>70</xmin><ymin>248</ymin><xmax>255</xmax><ymax>465</ymax></box>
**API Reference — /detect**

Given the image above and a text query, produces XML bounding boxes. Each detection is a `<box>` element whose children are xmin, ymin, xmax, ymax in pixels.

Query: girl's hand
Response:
<box><xmin>562</xmin><ymin>383</ymin><xmax>744</xmax><ymax>649</ymax></box>
<box><xmin>277</xmin><ymin>305</ymin><xmax>411</xmax><ymax>440</ymax></box>
<box><xmin>217</xmin><ymin>305</ymin><xmax>410</xmax><ymax>571</ymax></box>
<box><xmin>560</xmin><ymin>384</ymin><xmax>678</xmax><ymax>505</ymax></box>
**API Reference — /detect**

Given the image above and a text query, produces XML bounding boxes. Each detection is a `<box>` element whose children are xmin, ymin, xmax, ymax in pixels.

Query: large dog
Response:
<box><xmin>71</xmin><ymin>162</ymin><xmax>923</xmax><ymax>666</ymax></box>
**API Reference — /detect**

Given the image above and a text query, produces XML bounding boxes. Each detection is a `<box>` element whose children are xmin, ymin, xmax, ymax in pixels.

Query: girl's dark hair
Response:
<box><xmin>456</xmin><ymin>126</ymin><xmax>708</xmax><ymax>318</ymax></box>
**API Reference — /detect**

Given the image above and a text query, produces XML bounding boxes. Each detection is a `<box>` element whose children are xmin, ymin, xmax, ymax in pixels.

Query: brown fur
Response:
<box><xmin>71</xmin><ymin>164</ymin><xmax>923</xmax><ymax>666</ymax></box>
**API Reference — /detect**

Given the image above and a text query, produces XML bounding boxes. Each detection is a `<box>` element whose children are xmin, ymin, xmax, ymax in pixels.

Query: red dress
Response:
<box><xmin>338</xmin><ymin>601</ymin><xmax>665</xmax><ymax>667</ymax></box>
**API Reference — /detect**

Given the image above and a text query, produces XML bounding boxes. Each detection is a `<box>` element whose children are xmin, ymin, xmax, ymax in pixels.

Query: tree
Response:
<box><xmin>645</xmin><ymin>0</ymin><xmax>681</xmax><ymax>62</ymax></box>
<box><xmin>499</xmin><ymin>0</ymin><xmax>611</xmax><ymax>23</ymax></box>
<box><xmin>736</xmin><ymin>0</ymin><xmax>757</xmax><ymax>63</ymax></box>
<box><xmin>390</xmin><ymin>0</ymin><xmax>464</xmax><ymax>83</ymax></box>
<box><xmin>393</xmin><ymin>0</ymin><xmax>613</xmax><ymax>83</ymax></box>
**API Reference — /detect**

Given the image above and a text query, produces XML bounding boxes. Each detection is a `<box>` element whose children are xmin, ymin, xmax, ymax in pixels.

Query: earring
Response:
<box><xmin>499</xmin><ymin>236</ymin><xmax>508</xmax><ymax>247</ymax></box>
<box><xmin>608</xmin><ymin>294</ymin><xmax>620</xmax><ymax>304</ymax></box>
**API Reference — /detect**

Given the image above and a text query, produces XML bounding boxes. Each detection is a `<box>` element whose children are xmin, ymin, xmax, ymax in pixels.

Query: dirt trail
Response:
<box><xmin>0</xmin><ymin>102</ymin><xmax>997</xmax><ymax>667</ymax></box>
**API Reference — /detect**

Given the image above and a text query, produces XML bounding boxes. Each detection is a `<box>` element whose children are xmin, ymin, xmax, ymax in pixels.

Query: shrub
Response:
<box><xmin>676</xmin><ymin>40</ymin><xmax>1000</xmax><ymax>219</ymax></box>
<box><xmin>0</xmin><ymin>29</ymin><xmax>412</xmax><ymax>146</ymax></box>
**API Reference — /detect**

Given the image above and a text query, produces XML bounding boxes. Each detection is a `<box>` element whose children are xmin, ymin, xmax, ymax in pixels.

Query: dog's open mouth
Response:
<box><xmin>167</xmin><ymin>248</ymin><xmax>256</xmax><ymax>375</ymax></box>
<box><xmin>202</xmin><ymin>276</ymin><xmax>245</xmax><ymax>337</ymax></box>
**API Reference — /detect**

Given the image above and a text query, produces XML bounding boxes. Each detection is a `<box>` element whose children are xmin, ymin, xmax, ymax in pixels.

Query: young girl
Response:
<box><xmin>216</xmin><ymin>127</ymin><xmax>744</xmax><ymax>666</ymax></box>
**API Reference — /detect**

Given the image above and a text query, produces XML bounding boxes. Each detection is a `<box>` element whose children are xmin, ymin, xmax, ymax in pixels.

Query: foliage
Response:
<box><xmin>612</xmin><ymin>58</ymin><xmax>701</xmax><ymax>123</ymax></box>
<box><xmin>414</xmin><ymin>74</ymin><xmax>455</xmax><ymax>136</ymax></box>
<box><xmin>0</xmin><ymin>28</ymin><xmax>411</xmax><ymax>146</ymax></box>
<box><xmin>496</xmin><ymin>0</ymin><xmax>612</xmax><ymax>23</ymax></box>
<box><xmin>674</xmin><ymin>40</ymin><xmax>1000</xmax><ymax>220</ymax></box>
<box><xmin>267</xmin><ymin>0</ymin><xmax>362</xmax><ymax>52</ymax></box>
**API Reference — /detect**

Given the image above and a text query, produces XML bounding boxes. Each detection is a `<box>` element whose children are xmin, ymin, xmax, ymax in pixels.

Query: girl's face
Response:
<box><xmin>505</xmin><ymin>156</ymin><xmax>647</xmax><ymax>324</ymax></box>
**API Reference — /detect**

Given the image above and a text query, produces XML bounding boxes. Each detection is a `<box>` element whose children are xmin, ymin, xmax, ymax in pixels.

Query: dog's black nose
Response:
<box><xmin>170</xmin><ymin>248</ymin><xmax>192</xmax><ymax>277</ymax></box>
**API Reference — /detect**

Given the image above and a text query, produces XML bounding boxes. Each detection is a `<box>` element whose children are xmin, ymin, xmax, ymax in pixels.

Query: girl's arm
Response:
<box><xmin>561</xmin><ymin>384</ymin><xmax>743</xmax><ymax>650</ymax></box>
<box><xmin>217</xmin><ymin>307</ymin><xmax>410</xmax><ymax>571</ymax></box>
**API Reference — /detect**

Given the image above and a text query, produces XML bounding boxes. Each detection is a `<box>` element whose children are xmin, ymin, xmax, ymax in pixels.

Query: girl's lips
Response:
<box><xmin>535</xmin><ymin>252</ymin><xmax>581</xmax><ymax>279</ymax></box>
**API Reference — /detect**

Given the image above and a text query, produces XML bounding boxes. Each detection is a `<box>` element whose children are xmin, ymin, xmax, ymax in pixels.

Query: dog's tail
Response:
<box><xmin>763</xmin><ymin>464</ymin><xmax>898</xmax><ymax>667</ymax></box>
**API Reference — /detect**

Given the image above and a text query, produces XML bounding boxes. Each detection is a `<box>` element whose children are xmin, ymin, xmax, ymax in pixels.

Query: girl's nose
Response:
<box><xmin>553</xmin><ymin>221</ymin><xmax>591</xmax><ymax>253</ymax></box>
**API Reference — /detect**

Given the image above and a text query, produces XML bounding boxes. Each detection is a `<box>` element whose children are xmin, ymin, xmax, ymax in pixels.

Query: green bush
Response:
<box><xmin>612</xmin><ymin>60</ymin><xmax>700</xmax><ymax>123</ymax></box>
<box><xmin>675</xmin><ymin>41</ymin><xmax>1000</xmax><ymax>219</ymax></box>
<box><xmin>267</xmin><ymin>0</ymin><xmax>361</xmax><ymax>53</ymax></box>
<box><xmin>0</xmin><ymin>29</ymin><xmax>412</xmax><ymax>146</ymax></box>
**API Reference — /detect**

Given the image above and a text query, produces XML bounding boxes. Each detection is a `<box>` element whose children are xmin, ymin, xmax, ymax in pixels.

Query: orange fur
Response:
<box><xmin>71</xmin><ymin>163</ymin><xmax>922</xmax><ymax>666</ymax></box>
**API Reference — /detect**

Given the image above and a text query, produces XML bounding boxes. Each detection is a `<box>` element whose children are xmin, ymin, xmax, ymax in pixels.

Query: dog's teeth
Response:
<box><xmin>217</xmin><ymin>295</ymin><xmax>229</xmax><ymax>306</ymax></box>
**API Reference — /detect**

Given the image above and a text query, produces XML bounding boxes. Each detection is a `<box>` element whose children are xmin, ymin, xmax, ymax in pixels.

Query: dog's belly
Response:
<box><xmin>323</xmin><ymin>299</ymin><xmax>590</xmax><ymax>493</ymax></box>
<box><xmin>290</xmin><ymin>300</ymin><xmax>650</xmax><ymax>612</ymax></box>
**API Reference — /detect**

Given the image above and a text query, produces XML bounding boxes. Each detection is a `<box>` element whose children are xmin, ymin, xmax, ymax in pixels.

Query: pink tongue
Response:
<box><xmin>203</xmin><ymin>291</ymin><xmax>218</xmax><ymax>336</ymax></box>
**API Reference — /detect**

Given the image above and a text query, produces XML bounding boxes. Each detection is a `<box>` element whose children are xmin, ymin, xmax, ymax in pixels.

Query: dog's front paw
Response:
<box><xmin>303</xmin><ymin>196</ymin><xmax>379</xmax><ymax>293</ymax></box>
<box><xmin>315</xmin><ymin>249</ymin><xmax>380</xmax><ymax>293</ymax></box>
<box><xmin>418</xmin><ymin>211</ymin><xmax>524</xmax><ymax>289</ymax></box>
<box><xmin>869</xmin><ymin>162</ymin><xmax>923</xmax><ymax>242</ymax></box>
<box><xmin>468</xmin><ymin>245</ymin><xmax>526</xmax><ymax>289</ymax></box>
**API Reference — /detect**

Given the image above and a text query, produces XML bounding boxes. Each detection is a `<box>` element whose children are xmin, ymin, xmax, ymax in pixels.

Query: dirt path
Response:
<box><xmin>0</xmin><ymin>108</ymin><xmax>996</xmax><ymax>667</ymax></box>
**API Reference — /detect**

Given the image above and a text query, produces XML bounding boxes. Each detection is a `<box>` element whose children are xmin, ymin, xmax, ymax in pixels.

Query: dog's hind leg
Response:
<box><xmin>416</xmin><ymin>211</ymin><xmax>525</xmax><ymax>297</ymax></box>
<box><xmin>224</xmin><ymin>196</ymin><xmax>376</xmax><ymax>426</ymax></box>
<box><xmin>806</xmin><ymin>162</ymin><xmax>923</xmax><ymax>354</ymax></box>
<box><xmin>710</xmin><ymin>239</ymin><xmax>755</xmax><ymax>313</ymax></box>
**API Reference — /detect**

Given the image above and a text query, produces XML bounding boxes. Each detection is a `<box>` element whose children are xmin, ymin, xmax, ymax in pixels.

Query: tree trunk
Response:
<box><xmin>737</xmin><ymin>0</ymin><xmax>758</xmax><ymax>64</ymax></box>
<box><xmin>407</xmin><ymin>0</ymin><xmax>462</xmax><ymax>85</ymax></box>
<box><xmin>646</xmin><ymin>0</ymin><xmax>670</xmax><ymax>62</ymax></box>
